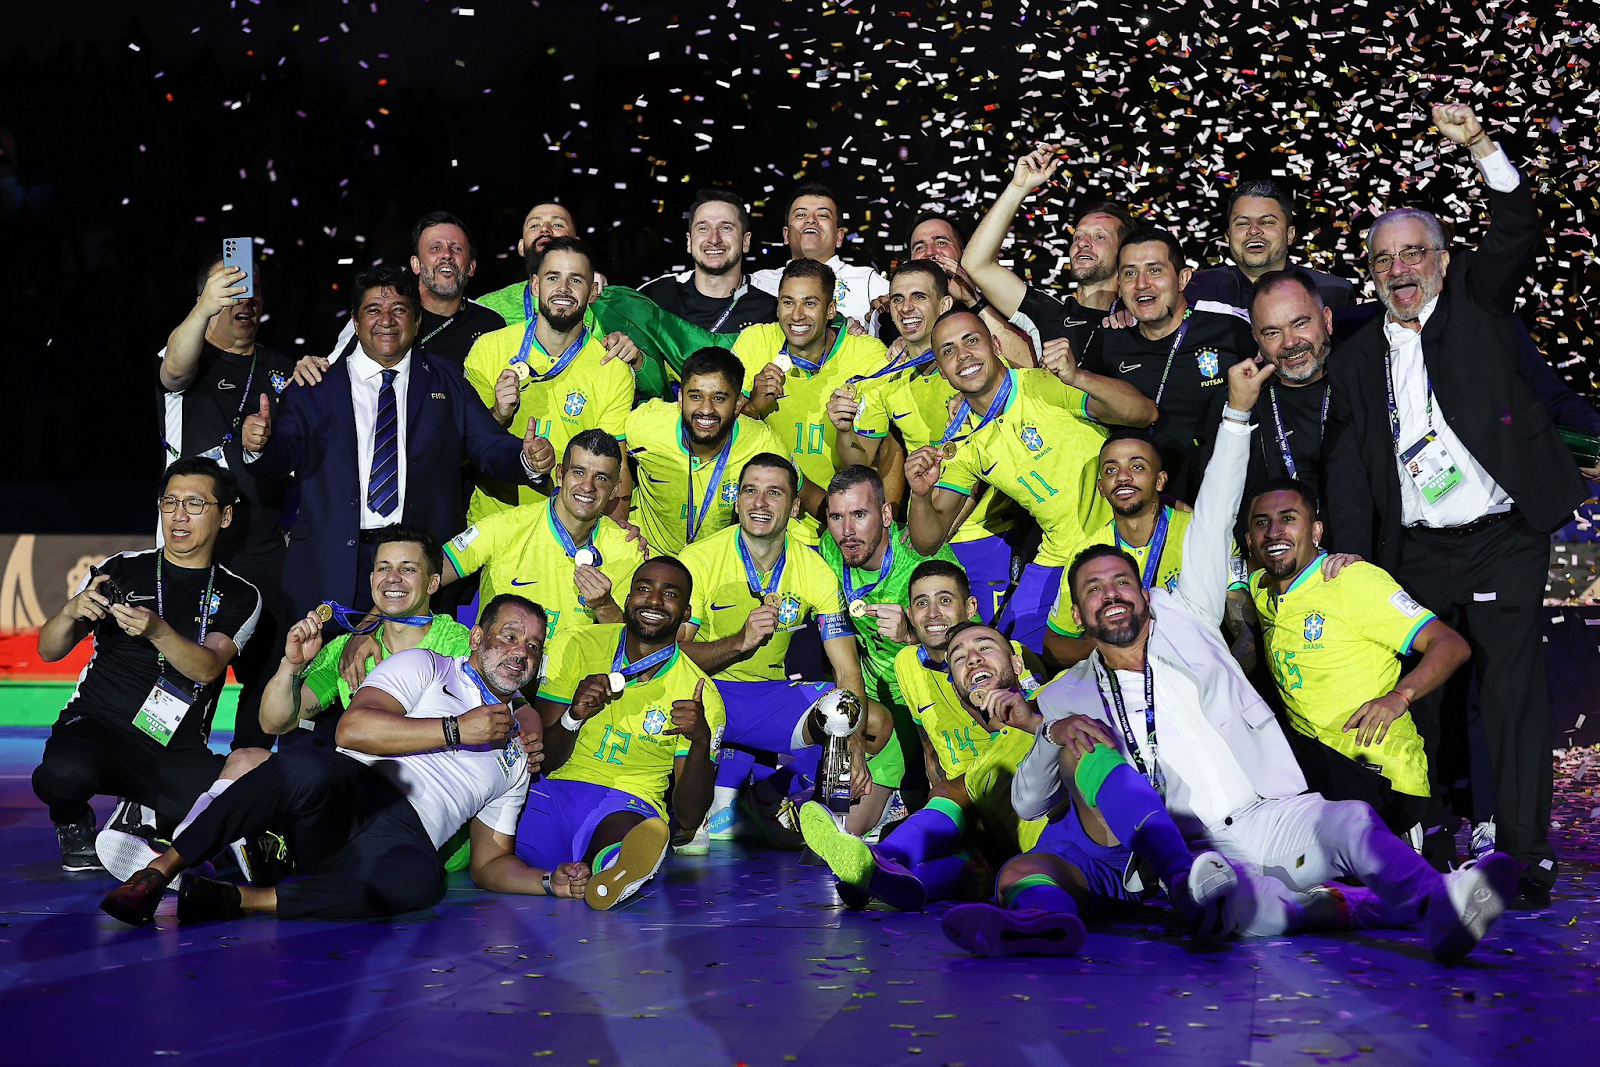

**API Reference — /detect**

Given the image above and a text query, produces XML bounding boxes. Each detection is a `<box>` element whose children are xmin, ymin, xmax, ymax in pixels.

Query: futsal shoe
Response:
<box><xmin>799</xmin><ymin>801</ymin><xmax>873</xmax><ymax>909</ymax></box>
<box><xmin>1166</xmin><ymin>850</ymin><xmax>1239</xmax><ymax>941</ymax></box>
<box><xmin>866</xmin><ymin>851</ymin><xmax>928</xmax><ymax>912</ymax></box>
<box><xmin>56</xmin><ymin>817</ymin><xmax>104</xmax><ymax>873</ymax></box>
<box><xmin>586</xmin><ymin>818</ymin><xmax>669</xmax><ymax>911</ymax></box>
<box><xmin>1426</xmin><ymin>850</ymin><xmax>1516</xmax><ymax>963</ymax></box>
<box><xmin>941</xmin><ymin>904</ymin><xmax>1087</xmax><ymax>958</ymax></box>
<box><xmin>97</xmin><ymin>829</ymin><xmax>184</xmax><ymax>890</ymax></box>
<box><xmin>740</xmin><ymin>781</ymin><xmax>806</xmax><ymax>850</ymax></box>
<box><xmin>672</xmin><ymin>822</ymin><xmax>710</xmax><ymax>857</ymax></box>
<box><xmin>176</xmin><ymin>874</ymin><xmax>244</xmax><ymax>924</ymax></box>
<box><xmin>100</xmin><ymin>868</ymin><xmax>171</xmax><ymax>926</ymax></box>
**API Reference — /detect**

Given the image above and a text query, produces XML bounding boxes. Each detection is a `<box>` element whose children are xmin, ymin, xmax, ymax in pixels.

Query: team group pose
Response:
<box><xmin>44</xmin><ymin>102</ymin><xmax>1587</xmax><ymax>965</ymax></box>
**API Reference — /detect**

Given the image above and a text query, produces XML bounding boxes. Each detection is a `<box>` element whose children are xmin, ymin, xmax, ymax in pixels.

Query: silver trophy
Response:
<box><xmin>813</xmin><ymin>688</ymin><xmax>865</xmax><ymax>827</ymax></box>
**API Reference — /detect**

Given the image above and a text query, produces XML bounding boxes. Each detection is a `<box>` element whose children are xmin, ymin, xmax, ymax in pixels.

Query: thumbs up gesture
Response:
<box><xmin>522</xmin><ymin>417</ymin><xmax>556</xmax><ymax>477</ymax></box>
<box><xmin>241</xmin><ymin>394</ymin><xmax>273</xmax><ymax>454</ymax></box>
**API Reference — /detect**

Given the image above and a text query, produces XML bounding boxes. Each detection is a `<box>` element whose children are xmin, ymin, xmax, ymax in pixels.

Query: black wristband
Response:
<box><xmin>442</xmin><ymin>715</ymin><xmax>462</xmax><ymax>747</ymax></box>
<box><xmin>969</xmin><ymin>297</ymin><xmax>991</xmax><ymax>317</ymax></box>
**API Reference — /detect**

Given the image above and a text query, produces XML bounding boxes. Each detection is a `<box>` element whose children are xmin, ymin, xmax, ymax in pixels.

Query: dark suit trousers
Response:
<box><xmin>171</xmin><ymin>746</ymin><xmax>445</xmax><ymax>919</ymax></box>
<box><xmin>1396</xmin><ymin>513</ymin><xmax>1555</xmax><ymax>885</ymax></box>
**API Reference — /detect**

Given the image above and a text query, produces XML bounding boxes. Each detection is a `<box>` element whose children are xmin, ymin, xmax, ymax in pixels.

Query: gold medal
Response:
<box><xmin>848</xmin><ymin>599</ymin><xmax>868</xmax><ymax>618</ymax></box>
<box><xmin>940</xmin><ymin>441</ymin><xmax>958</xmax><ymax>460</ymax></box>
<box><xmin>511</xmin><ymin>361</ymin><xmax>531</xmax><ymax>383</ymax></box>
<box><xmin>607</xmin><ymin>671</ymin><xmax>626</xmax><ymax>696</ymax></box>
<box><xmin>772</xmin><ymin>353</ymin><xmax>793</xmax><ymax>375</ymax></box>
<box><xmin>968</xmin><ymin>686</ymin><xmax>990</xmax><ymax>706</ymax></box>
<box><xmin>763</xmin><ymin>592</ymin><xmax>781</xmax><ymax>607</ymax></box>
<box><xmin>315</xmin><ymin>603</ymin><xmax>333</xmax><ymax>623</ymax></box>
<box><xmin>573</xmin><ymin>548</ymin><xmax>597</xmax><ymax>569</ymax></box>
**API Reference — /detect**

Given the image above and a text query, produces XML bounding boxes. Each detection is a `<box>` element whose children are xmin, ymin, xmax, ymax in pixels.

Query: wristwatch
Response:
<box><xmin>541</xmin><ymin>871</ymin><xmax>555</xmax><ymax>897</ymax></box>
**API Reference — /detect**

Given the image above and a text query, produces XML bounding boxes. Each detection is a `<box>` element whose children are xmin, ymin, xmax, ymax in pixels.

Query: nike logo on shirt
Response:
<box><xmin>981</xmin><ymin>462</ymin><xmax>998</xmax><ymax>477</ymax></box>
<box><xmin>1061</xmin><ymin>317</ymin><xmax>1088</xmax><ymax>328</ymax></box>
<box><xmin>216</xmin><ymin>380</ymin><xmax>237</xmax><ymax>390</ymax></box>
<box><xmin>1118</xmin><ymin>362</ymin><xmax>1142</xmax><ymax>374</ymax></box>
<box><xmin>510</xmin><ymin>578</ymin><xmax>539</xmax><ymax>587</ymax></box>
<box><xmin>646</xmin><ymin>475</ymin><xmax>669</xmax><ymax>484</ymax></box>
<box><xmin>916</xmin><ymin>703</ymin><xmax>936</xmax><ymax>714</ymax></box>
<box><xmin>710</xmin><ymin>602</ymin><xmax>737</xmax><ymax>611</ymax></box>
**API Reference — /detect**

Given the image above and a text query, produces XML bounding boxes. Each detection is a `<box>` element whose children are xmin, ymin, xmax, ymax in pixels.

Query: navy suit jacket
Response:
<box><xmin>244</xmin><ymin>348</ymin><xmax>528</xmax><ymax>615</ymax></box>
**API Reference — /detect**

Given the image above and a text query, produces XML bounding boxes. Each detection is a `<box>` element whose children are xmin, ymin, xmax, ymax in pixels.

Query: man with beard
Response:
<box><xmin>1005</xmin><ymin>357</ymin><xmax>1516</xmax><ymax>963</ymax></box>
<box><xmin>677</xmin><ymin>455</ymin><xmax>882</xmax><ymax>841</ymax></box>
<box><xmin>157</xmin><ymin>254</ymin><xmax>296</xmax><ymax>756</ymax></box>
<box><xmin>99</xmin><ymin>596</ymin><xmax>590</xmax><ymax>924</ymax></box>
<box><xmin>639</xmin><ymin>189</ymin><xmax>777</xmax><ymax>334</ymax></box>
<box><xmin>238</xmin><ymin>267</ymin><xmax>549</xmax><ymax>621</ymax></box>
<box><xmin>818</xmin><ymin>466</ymin><xmax>959</xmax><ymax>817</ymax></box>
<box><xmin>734</xmin><ymin>258</ymin><xmax>888</xmax><ymax>540</ymax></box>
<box><xmin>1043</xmin><ymin>430</ymin><xmax>1249</xmax><ymax>671</ymax></box>
<box><xmin>526</xmin><ymin>558</ymin><xmax>724</xmax><ymax>909</ymax></box>
<box><xmin>904</xmin><ymin>310</ymin><xmax>1156</xmax><ymax>650</ymax></box>
<box><xmin>322</xmin><ymin>214</ymin><xmax>505</xmax><ymax>368</ymax></box>
<box><xmin>962</xmin><ymin>143</ymin><xmax>1135</xmax><ymax>358</ymax></box>
<box><xmin>1325</xmin><ymin>103</ymin><xmax>1585</xmax><ymax>908</ymax></box>
<box><xmin>462</xmin><ymin>237</ymin><xmax>633</xmax><ymax>521</ymax></box>
<box><xmin>1090</xmin><ymin>228</ymin><xmax>1258</xmax><ymax>497</ymax></box>
<box><xmin>802</xmin><ymin>563</ymin><xmax>1046</xmax><ymax>914</ymax></box>
<box><xmin>1187</xmin><ymin>180</ymin><xmax>1354</xmax><ymax>311</ymax></box>
<box><xmin>622</xmin><ymin>348</ymin><xmax>819</xmax><ymax>557</ymax></box>
<box><xmin>890</xmin><ymin>213</ymin><xmax>1035</xmax><ymax>367</ymax></box>
<box><xmin>1246</xmin><ymin>479</ymin><xmax>1470</xmax><ymax>834</ymax></box>
<box><xmin>440</xmin><ymin>431</ymin><xmax>644</xmax><ymax>643</ymax></box>
<box><xmin>749</xmin><ymin>182</ymin><xmax>887</xmax><ymax>324</ymax></box>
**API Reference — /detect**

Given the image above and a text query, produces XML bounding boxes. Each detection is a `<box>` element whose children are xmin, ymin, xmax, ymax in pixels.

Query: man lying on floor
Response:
<box><xmin>99</xmin><ymin>594</ymin><xmax>591</xmax><ymax>925</ymax></box>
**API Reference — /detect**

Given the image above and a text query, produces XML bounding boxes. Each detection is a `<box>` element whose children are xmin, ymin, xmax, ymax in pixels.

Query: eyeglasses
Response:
<box><xmin>157</xmin><ymin>496</ymin><xmax>223</xmax><ymax>515</ymax></box>
<box><xmin>1369</xmin><ymin>246</ymin><xmax>1441</xmax><ymax>274</ymax></box>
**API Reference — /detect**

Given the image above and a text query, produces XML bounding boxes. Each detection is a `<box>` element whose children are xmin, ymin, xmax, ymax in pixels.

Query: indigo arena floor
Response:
<box><xmin>0</xmin><ymin>728</ymin><xmax>1596</xmax><ymax>1067</ymax></box>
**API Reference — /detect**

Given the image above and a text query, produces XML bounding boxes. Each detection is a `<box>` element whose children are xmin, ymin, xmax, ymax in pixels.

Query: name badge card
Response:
<box><xmin>133</xmin><ymin>677</ymin><xmax>195</xmax><ymax>746</ymax></box>
<box><xmin>1400</xmin><ymin>433</ymin><xmax>1463</xmax><ymax>504</ymax></box>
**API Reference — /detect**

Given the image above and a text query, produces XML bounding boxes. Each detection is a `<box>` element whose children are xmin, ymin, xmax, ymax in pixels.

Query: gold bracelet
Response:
<box><xmin>1463</xmin><ymin>131</ymin><xmax>1487</xmax><ymax>148</ymax></box>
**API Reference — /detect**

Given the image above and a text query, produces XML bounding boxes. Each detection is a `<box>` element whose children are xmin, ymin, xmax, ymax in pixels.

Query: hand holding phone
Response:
<box><xmin>223</xmin><ymin>237</ymin><xmax>255</xmax><ymax>299</ymax></box>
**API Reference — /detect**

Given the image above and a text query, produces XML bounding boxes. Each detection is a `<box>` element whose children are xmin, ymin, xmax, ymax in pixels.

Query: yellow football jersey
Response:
<box><xmin>623</xmin><ymin>399</ymin><xmax>789</xmax><ymax>557</ymax></box>
<box><xmin>539</xmin><ymin>623</ymin><xmax>726</xmax><ymax>816</ymax></box>
<box><xmin>934</xmin><ymin>368</ymin><xmax>1110</xmax><ymax>568</ymax></box>
<box><xmin>678</xmin><ymin>523</ymin><xmax>848</xmax><ymax>683</ymax></box>
<box><xmin>730</xmin><ymin>323</ymin><xmax>888</xmax><ymax>539</ymax></box>
<box><xmin>896</xmin><ymin>642</ymin><xmax>1044</xmax><ymax>852</ymax></box>
<box><xmin>1046</xmin><ymin>507</ymin><xmax>1247</xmax><ymax>638</ymax></box>
<box><xmin>1252</xmin><ymin>556</ymin><xmax>1435</xmax><ymax>797</ymax></box>
<box><xmin>444</xmin><ymin>501</ymin><xmax>644</xmax><ymax>641</ymax></box>
<box><xmin>853</xmin><ymin>363</ymin><xmax>1018</xmax><ymax>544</ymax></box>
<box><xmin>462</xmin><ymin>322</ymin><xmax>633</xmax><ymax>521</ymax></box>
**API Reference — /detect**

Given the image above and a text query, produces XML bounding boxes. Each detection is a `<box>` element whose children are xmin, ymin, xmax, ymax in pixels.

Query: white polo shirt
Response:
<box><xmin>750</xmin><ymin>254</ymin><xmax>888</xmax><ymax>323</ymax></box>
<box><xmin>342</xmin><ymin>649</ymin><xmax>531</xmax><ymax>849</ymax></box>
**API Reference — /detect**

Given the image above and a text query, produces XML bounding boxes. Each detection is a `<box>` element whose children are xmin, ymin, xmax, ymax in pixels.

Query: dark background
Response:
<box><xmin>4</xmin><ymin>0</ymin><xmax>1596</xmax><ymax>533</ymax></box>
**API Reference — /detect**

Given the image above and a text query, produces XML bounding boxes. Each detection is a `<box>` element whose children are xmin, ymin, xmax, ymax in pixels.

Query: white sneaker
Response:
<box><xmin>673</xmin><ymin>823</ymin><xmax>711</xmax><ymax>856</ymax></box>
<box><xmin>1168</xmin><ymin>850</ymin><xmax>1238</xmax><ymax>941</ymax></box>
<box><xmin>1426</xmin><ymin>850</ymin><xmax>1515</xmax><ymax>963</ymax></box>
<box><xmin>862</xmin><ymin>790</ymin><xmax>907</xmax><ymax>844</ymax></box>
<box><xmin>586</xmin><ymin>819</ymin><xmax>670</xmax><ymax>911</ymax></box>
<box><xmin>96</xmin><ymin>829</ymin><xmax>182</xmax><ymax>890</ymax></box>
<box><xmin>1469</xmin><ymin>820</ymin><xmax>1497</xmax><ymax>860</ymax></box>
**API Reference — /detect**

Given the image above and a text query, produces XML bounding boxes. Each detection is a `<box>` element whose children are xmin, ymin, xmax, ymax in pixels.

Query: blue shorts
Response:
<box><xmin>951</xmin><ymin>535</ymin><xmax>1016</xmax><ymax>624</ymax></box>
<box><xmin>513</xmin><ymin>779</ymin><xmax>657</xmax><ymax>870</ymax></box>
<box><xmin>997</xmin><ymin>562</ymin><xmax>1062</xmax><ymax>652</ymax></box>
<box><xmin>1028</xmin><ymin>805</ymin><xmax>1140</xmax><ymax>917</ymax></box>
<box><xmin>716</xmin><ymin>679</ymin><xmax>834</xmax><ymax>754</ymax></box>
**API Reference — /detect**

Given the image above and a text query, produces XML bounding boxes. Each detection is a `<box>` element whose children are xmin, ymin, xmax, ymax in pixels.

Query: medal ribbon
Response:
<box><xmin>611</xmin><ymin>630</ymin><xmax>676</xmax><ymax>687</ymax></box>
<box><xmin>320</xmin><ymin>601</ymin><xmax>432</xmax><ymax>635</ymax></box>
<box><xmin>780</xmin><ymin>327</ymin><xmax>845</xmax><ymax>374</ymax></box>
<box><xmin>842</xmin><ymin>532</ymin><xmax>895</xmax><ymax>605</ymax></box>
<box><xmin>939</xmin><ymin>368</ymin><xmax>1015</xmax><ymax>449</ymax></box>
<box><xmin>848</xmin><ymin>348</ymin><xmax>935</xmax><ymax>388</ymax></box>
<box><xmin>513</xmin><ymin>284</ymin><xmax>588</xmax><ymax>381</ymax></box>
<box><xmin>1116</xmin><ymin>506</ymin><xmax>1171</xmax><ymax>592</ymax></box>
<box><xmin>1152</xmin><ymin>310</ymin><xmax>1193</xmax><ymax>407</ymax></box>
<box><xmin>736</xmin><ymin>531</ymin><xmax>787</xmax><ymax>599</ymax></box>
<box><xmin>683</xmin><ymin>423</ymin><xmax>736</xmax><ymax>545</ymax></box>
<box><xmin>708</xmin><ymin>279</ymin><xmax>750</xmax><ymax>334</ymax></box>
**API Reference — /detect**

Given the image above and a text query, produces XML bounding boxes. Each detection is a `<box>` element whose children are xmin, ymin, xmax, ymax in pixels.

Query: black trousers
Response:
<box><xmin>171</xmin><ymin>746</ymin><xmax>445</xmax><ymax>920</ymax></box>
<box><xmin>1279</xmin><ymin>719</ymin><xmax>1427</xmax><ymax>837</ymax></box>
<box><xmin>1397</xmin><ymin>513</ymin><xmax>1556</xmax><ymax>885</ymax></box>
<box><xmin>32</xmin><ymin>714</ymin><xmax>223</xmax><ymax>831</ymax></box>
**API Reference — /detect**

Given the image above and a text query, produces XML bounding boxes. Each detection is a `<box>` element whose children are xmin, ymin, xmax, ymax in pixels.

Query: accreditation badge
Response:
<box><xmin>133</xmin><ymin>677</ymin><xmax>195</xmax><ymax>747</ymax></box>
<box><xmin>1399</xmin><ymin>433</ymin><xmax>1463</xmax><ymax>505</ymax></box>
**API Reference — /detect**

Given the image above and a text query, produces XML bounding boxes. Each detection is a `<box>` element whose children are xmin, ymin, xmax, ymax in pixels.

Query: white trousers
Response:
<box><xmin>1205</xmin><ymin>792</ymin><xmax>1443</xmax><ymax>936</ymax></box>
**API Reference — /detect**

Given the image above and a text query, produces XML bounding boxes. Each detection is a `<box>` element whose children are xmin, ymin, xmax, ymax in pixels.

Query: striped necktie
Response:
<box><xmin>367</xmin><ymin>368</ymin><xmax>400</xmax><ymax>517</ymax></box>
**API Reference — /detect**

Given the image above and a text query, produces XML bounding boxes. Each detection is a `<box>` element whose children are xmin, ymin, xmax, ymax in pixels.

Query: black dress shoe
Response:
<box><xmin>1510</xmin><ymin>877</ymin><xmax>1552</xmax><ymax>911</ymax></box>
<box><xmin>176</xmin><ymin>873</ymin><xmax>245</xmax><ymax>923</ymax></box>
<box><xmin>100</xmin><ymin>868</ymin><xmax>171</xmax><ymax>926</ymax></box>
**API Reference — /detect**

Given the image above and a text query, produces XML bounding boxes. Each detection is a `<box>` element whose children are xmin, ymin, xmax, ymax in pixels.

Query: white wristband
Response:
<box><xmin>1221</xmin><ymin>405</ymin><xmax>1251</xmax><ymax>423</ymax></box>
<box><xmin>559</xmin><ymin>709</ymin><xmax>583</xmax><ymax>732</ymax></box>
